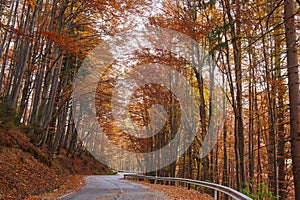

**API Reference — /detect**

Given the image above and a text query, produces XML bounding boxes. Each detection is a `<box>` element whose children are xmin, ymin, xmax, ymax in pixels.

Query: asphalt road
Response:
<box><xmin>60</xmin><ymin>173</ymin><xmax>168</xmax><ymax>200</ymax></box>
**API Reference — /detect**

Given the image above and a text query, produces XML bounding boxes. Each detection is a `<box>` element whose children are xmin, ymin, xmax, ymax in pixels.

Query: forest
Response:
<box><xmin>0</xmin><ymin>0</ymin><xmax>299</xmax><ymax>199</ymax></box>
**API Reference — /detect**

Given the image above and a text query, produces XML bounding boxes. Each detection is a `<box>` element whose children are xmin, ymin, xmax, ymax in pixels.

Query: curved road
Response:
<box><xmin>60</xmin><ymin>173</ymin><xmax>168</xmax><ymax>200</ymax></box>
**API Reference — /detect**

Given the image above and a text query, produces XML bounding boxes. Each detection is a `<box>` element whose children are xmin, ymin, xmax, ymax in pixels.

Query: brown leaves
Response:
<box><xmin>25</xmin><ymin>176</ymin><xmax>86</xmax><ymax>200</ymax></box>
<box><xmin>0</xmin><ymin>127</ymin><xmax>107</xmax><ymax>199</ymax></box>
<box><xmin>0</xmin><ymin>127</ymin><xmax>66</xmax><ymax>199</ymax></box>
<box><xmin>128</xmin><ymin>180</ymin><xmax>214</xmax><ymax>200</ymax></box>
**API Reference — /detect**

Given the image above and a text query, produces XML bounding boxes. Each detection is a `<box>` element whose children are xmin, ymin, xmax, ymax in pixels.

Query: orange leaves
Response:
<box><xmin>38</xmin><ymin>30</ymin><xmax>89</xmax><ymax>58</ymax></box>
<box><xmin>148</xmin><ymin>0</ymin><xmax>214</xmax><ymax>41</ymax></box>
<box><xmin>128</xmin><ymin>180</ymin><xmax>214</xmax><ymax>200</ymax></box>
<box><xmin>25</xmin><ymin>0</ymin><xmax>37</xmax><ymax>7</ymax></box>
<box><xmin>0</xmin><ymin>127</ymin><xmax>107</xmax><ymax>199</ymax></box>
<box><xmin>26</xmin><ymin>176</ymin><xmax>86</xmax><ymax>199</ymax></box>
<box><xmin>83</xmin><ymin>0</ymin><xmax>121</xmax><ymax>12</ymax></box>
<box><xmin>0</xmin><ymin>21</ymin><xmax>25</xmax><ymax>37</ymax></box>
<box><xmin>149</xmin><ymin>16</ymin><xmax>211</xmax><ymax>41</ymax></box>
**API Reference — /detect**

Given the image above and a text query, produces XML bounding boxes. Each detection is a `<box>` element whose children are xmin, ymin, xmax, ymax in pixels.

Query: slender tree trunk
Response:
<box><xmin>222</xmin><ymin>0</ymin><xmax>246</xmax><ymax>190</ymax></box>
<box><xmin>273</xmin><ymin>8</ymin><xmax>287</xmax><ymax>197</ymax></box>
<box><xmin>0</xmin><ymin>0</ymin><xmax>15</xmax><ymax>58</ymax></box>
<box><xmin>9</xmin><ymin>1</ymin><xmax>42</xmax><ymax>106</ymax></box>
<box><xmin>248</xmin><ymin>47</ymin><xmax>255</xmax><ymax>192</ymax></box>
<box><xmin>222</xmin><ymin>72</ymin><xmax>228</xmax><ymax>188</ymax></box>
<box><xmin>284</xmin><ymin>0</ymin><xmax>300</xmax><ymax>198</ymax></box>
<box><xmin>259</xmin><ymin>17</ymin><xmax>278</xmax><ymax>194</ymax></box>
<box><xmin>0</xmin><ymin>1</ymin><xmax>18</xmax><ymax>93</ymax></box>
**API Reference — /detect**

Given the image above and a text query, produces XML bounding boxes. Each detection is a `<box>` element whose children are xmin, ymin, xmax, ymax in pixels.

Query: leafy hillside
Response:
<box><xmin>0</xmin><ymin>127</ymin><xmax>108</xmax><ymax>199</ymax></box>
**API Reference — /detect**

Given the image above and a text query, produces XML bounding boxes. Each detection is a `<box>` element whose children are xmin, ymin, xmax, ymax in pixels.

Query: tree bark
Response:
<box><xmin>284</xmin><ymin>0</ymin><xmax>300</xmax><ymax>199</ymax></box>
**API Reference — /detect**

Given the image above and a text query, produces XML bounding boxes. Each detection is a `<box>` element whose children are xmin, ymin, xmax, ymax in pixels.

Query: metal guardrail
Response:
<box><xmin>124</xmin><ymin>174</ymin><xmax>252</xmax><ymax>200</ymax></box>
<box><xmin>117</xmin><ymin>170</ymin><xmax>143</xmax><ymax>174</ymax></box>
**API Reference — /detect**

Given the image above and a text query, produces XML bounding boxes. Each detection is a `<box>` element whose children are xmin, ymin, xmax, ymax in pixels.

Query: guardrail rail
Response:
<box><xmin>124</xmin><ymin>174</ymin><xmax>252</xmax><ymax>200</ymax></box>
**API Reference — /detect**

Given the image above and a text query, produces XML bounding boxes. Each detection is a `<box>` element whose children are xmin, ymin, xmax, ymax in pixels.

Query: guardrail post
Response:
<box><xmin>214</xmin><ymin>190</ymin><xmax>218</xmax><ymax>200</ymax></box>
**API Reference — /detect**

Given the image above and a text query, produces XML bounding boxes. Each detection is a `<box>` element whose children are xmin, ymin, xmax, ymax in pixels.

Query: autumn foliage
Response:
<box><xmin>0</xmin><ymin>0</ymin><xmax>299</xmax><ymax>199</ymax></box>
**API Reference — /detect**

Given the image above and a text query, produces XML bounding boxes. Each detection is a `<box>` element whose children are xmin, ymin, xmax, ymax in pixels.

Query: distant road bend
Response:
<box><xmin>60</xmin><ymin>173</ymin><xmax>168</xmax><ymax>200</ymax></box>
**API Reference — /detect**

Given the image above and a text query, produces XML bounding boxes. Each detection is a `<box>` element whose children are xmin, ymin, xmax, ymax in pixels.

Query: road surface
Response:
<box><xmin>60</xmin><ymin>173</ymin><xmax>168</xmax><ymax>200</ymax></box>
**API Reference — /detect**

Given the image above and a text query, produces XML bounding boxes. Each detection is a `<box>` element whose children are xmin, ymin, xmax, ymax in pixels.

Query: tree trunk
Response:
<box><xmin>222</xmin><ymin>0</ymin><xmax>246</xmax><ymax>190</ymax></box>
<box><xmin>284</xmin><ymin>0</ymin><xmax>300</xmax><ymax>199</ymax></box>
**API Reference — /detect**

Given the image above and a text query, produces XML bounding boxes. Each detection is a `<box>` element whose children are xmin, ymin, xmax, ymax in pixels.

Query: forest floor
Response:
<box><xmin>127</xmin><ymin>179</ymin><xmax>214</xmax><ymax>200</ymax></box>
<box><xmin>0</xmin><ymin>126</ymin><xmax>108</xmax><ymax>199</ymax></box>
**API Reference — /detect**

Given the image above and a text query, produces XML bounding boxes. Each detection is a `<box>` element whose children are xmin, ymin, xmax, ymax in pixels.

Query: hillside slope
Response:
<box><xmin>0</xmin><ymin>127</ymin><xmax>108</xmax><ymax>199</ymax></box>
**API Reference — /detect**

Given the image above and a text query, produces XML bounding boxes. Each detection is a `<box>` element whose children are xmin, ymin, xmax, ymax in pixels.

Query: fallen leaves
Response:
<box><xmin>25</xmin><ymin>176</ymin><xmax>86</xmax><ymax>200</ymax></box>
<box><xmin>0</xmin><ymin>146</ymin><xmax>66</xmax><ymax>199</ymax></box>
<box><xmin>0</xmin><ymin>127</ymin><xmax>108</xmax><ymax>199</ymax></box>
<box><xmin>127</xmin><ymin>179</ymin><xmax>214</xmax><ymax>200</ymax></box>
